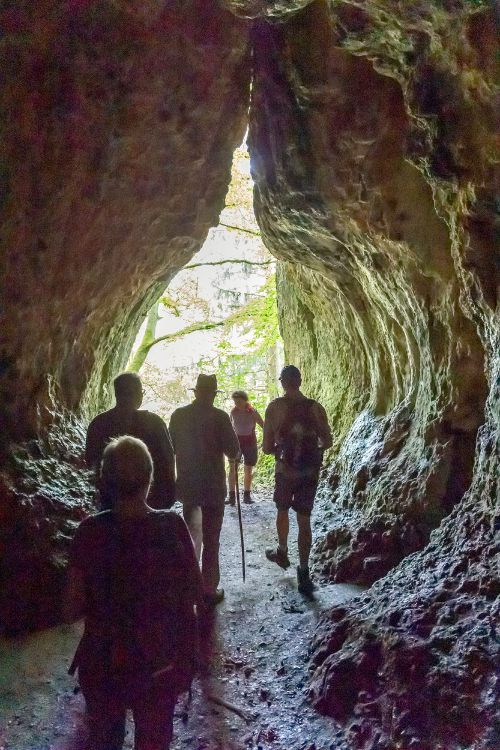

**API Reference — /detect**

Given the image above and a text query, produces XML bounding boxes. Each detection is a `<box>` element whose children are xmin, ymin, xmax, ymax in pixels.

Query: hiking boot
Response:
<box><xmin>225</xmin><ymin>492</ymin><xmax>236</xmax><ymax>506</ymax></box>
<box><xmin>297</xmin><ymin>566</ymin><xmax>316</xmax><ymax>597</ymax></box>
<box><xmin>265</xmin><ymin>547</ymin><xmax>291</xmax><ymax>570</ymax></box>
<box><xmin>243</xmin><ymin>491</ymin><xmax>255</xmax><ymax>504</ymax></box>
<box><xmin>203</xmin><ymin>588</ymin><xmax>225</xmax><ymax>607</ymax></box>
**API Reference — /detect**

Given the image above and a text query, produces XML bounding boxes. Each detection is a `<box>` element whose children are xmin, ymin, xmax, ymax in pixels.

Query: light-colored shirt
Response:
<box><xmin>230</xmin><ymin>407</ymin><xmax>264</xmax><ymax>437</ymax></box>
<box><xmin>169</xmin><ymin>401</ymin><xmax>240</xmax><ymax>506</ymax></box>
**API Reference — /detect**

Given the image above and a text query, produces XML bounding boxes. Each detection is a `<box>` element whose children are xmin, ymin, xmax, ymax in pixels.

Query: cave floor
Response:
<box><xmin>0</xmin><ymin>490</ymin><xmax>362</xmax><ymax>750</ymax></box>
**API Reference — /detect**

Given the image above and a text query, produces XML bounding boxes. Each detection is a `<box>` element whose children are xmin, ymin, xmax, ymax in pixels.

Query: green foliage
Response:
<box><xmin>133</xmin><ymin>143</ymin><xmax>282</xmax><ymax>487</ymax></box>
<box><xmin>197</xmin><ymin>276</ymin><xmax>282</xmax><ymax>487</ymax></box>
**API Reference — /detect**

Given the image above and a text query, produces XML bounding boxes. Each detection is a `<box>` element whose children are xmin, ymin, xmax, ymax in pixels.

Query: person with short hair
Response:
<box><xmin>169</xmin><ymin>374</ymin><xmax>240</xmax><ymax>606</ymax></box>
<box><xmin>263</xmin><ymin>365</ymin><xmax>332</xmax><ymax>595</ymax></box>
<box><xmin>227</xmin><ymin>390</ymin><xmax>264</xmax><ymax>506</ymax></box>
<box><xmin>86</xmin><ymin>372</ymin><xmax>175</xmax><ymax>510</ymax></box>
<box><xmin>65</xmin><ymin>436</ymin><xmax>202</xmax><ymax>750</ymax></box>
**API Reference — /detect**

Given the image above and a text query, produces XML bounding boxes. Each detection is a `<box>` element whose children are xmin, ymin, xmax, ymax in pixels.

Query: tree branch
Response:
<box><xmin>217</xmin><ymin>222</ymin><xmax>261</xmax><ymax>237</ymax></box>
<box><xmin>184</xmin><ymin>258</ymin><xmax>273</xmax><ymax>270</ymax></box>
<box><xmin>127</xmin><ymin>320</ymin><xmax>228</xmax><ymax>370</ymax></box>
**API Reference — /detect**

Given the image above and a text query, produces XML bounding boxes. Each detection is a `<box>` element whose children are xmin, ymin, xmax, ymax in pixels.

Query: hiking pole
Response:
<box><xmin>234</xmin><ymin>457</ymin><xmax>246</xmax><ymax>582</ymax></box>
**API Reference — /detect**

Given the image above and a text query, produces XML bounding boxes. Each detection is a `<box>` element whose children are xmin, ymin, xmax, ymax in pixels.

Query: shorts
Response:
<box><xmin>237</xmin><ymin>435</ymin><xmax>258</xmax><ymax>467</ymax></box>
<box><xmin>273</xmin><ymin>471</ymin><xmax>319</xmax><ymax>516</ymax></box>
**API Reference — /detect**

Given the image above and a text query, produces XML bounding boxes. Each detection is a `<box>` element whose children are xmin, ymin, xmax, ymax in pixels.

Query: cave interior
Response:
<box><xmin>0</xmin><ymin>2</ymin><xmax>498</xmax><ymax>749</ymax></box>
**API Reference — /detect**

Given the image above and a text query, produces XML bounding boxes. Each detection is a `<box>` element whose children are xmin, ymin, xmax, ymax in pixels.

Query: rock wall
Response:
<box><xmin>247</xmin><ymin>1</ymin><xmax>499</xmax><ymax>747</ymax></box>
<box><xmin>1</xmin><ymin>0</ymin><xmax>498</xmax><ymax>746</ymax></box>
<box><xmin>0</xmin><ymin>0</ymin><xmax>250</xmax><ymax>631</ymax></box>
<box><xmin>0</xmin><ymin>0</ymin><xmax>250</xmax><ymax>448</ymax></box>
<box><xmin>249</xmin><ymin>0</ymin><xmax>495</xmax><ymax>581</ymax></box>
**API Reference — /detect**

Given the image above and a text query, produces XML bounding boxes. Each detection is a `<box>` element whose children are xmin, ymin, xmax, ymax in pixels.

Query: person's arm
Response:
<box><xmin>314</xmin><ymin>403</ymin><xmax>333</xmax><ymax>450</ymax></box>
<box><xmin>254</xmin><ymin>409</ymin><xmax>264</xmax><ymax>430</ymax></box>
<box><xmin>168</xmin><ymin>411</ymin><xmax>178</xmax><ymax>452</ymax></box>
<box><xmin>85</xmin><ymin>419</ymin><xmax>100</xmax><ymax>469</ymax></box>
<box><xmin>262</xmin><ymin>404</ymin><xmax>276</xmax><ymax>455</ymax></box>
<box><xmin>221</xmin><ymin>413</ymin><xmax>240</xmax><ymax>460</ymax></box>
<box><xmin>63</xmin><ymin>567</ymin><xmax>86</xmax><ymax>622</ymax></box>
<box><xmin>174</xmin><ymin>515</ymin><xmax>204</xmax><ymax>606</ymax></box>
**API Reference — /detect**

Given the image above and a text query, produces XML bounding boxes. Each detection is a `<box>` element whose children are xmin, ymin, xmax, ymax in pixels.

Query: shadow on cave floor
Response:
<box><xmin>0</xmin><ymin>492</ymin><xmax>362</xmax><ymax>750</ymax></box>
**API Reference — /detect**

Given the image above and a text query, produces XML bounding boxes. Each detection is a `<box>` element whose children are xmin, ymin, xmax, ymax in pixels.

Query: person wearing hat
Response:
<box><xmin>169</xmin><ymin>374</ymin><xmax>240</xmax><ymax>605</ymax></box>
<box><xmin>262</xmin><ymin>365</ymin><xmax>332</xmax><ymax>595</ymax></box>
<box><xmin>227</xmin><ymin>390</ymin><xmax>264</xmax><ymax>506</ymax></box>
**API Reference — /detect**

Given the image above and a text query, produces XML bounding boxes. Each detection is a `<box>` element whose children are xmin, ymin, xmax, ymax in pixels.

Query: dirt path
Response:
<box><xmin>0</xmin><ymin>490</ymin><xmax>361</xmax><ymax>750</ymax></box>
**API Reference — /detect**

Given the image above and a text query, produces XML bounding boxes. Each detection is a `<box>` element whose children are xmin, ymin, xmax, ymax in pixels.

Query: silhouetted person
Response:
<box><xmin>263</xmin><ymin>365</ymin><xmax>332</xmax><ymax>595</ymax></box>
<box><xmin>86</xmin><ymin>372</ymin><xmax>175</xmax><ymax>509</ymax></box>
<box><xmin>169</xmin><ymin>374</ymin><xmax>240</xmax><ymax>606</ymax></box>
<box><xmin>65</xmin><ymin>436</ymin><xmax>202</xmax><ymax>750</ymax></box>
<box><xmin>227</xmin><ymin>390</ymin><xmax>264</xmax><ymax>505</ymax></box>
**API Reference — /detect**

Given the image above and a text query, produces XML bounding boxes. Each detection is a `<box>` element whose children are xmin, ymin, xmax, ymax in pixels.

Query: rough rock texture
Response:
<box><xmin>0</xmin><ymin>0</ymin><xmax>249</xmax><ymax>447</ymax></box>
<box><xmin>1</xmin><ymin>0</ymin><xmax>499</xmax><ymax>747</ymax></box>
<box><xmin>0</xmin><ymin>0</ymin><xmax>250</xmax><ymax>631</ymax></box>
<box><xmin>247</xmin><ymin>1</ymin><xmax>499</xmax><ymax>747</ymax></box>
<box><xmin>250</xmin><ymin>0</ymin><xmax>496</xmax><ymax>581</ymax></box>
<box><xmin>224</xmin><ymin>0</ymin><xmax>314</xmax><ymax>20</ymax></box>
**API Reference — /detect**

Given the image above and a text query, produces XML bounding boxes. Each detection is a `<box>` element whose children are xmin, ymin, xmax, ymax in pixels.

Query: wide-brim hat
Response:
<box><xmin>190</xmin><ymin>373</ymin><xmax>221</xmax><ymax>392</ymax></box>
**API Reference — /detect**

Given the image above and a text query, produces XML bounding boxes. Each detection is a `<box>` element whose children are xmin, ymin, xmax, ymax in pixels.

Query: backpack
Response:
<box><xmin>278</xmin><ymin>399</ymin><xmax>323</xmax><ymax>471</ymax></box>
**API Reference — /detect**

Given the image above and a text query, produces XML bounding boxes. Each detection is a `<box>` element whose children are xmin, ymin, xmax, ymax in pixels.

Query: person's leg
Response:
<box><xmin>297</xmin><ymin>512</ymin><xmax>312</xmax><ymax>569</ymax></box>
<box><xmin>201</xmin><ymin>503</ymin><xmax>225</xmax><ymax>595</ymax></box>
<box><xmin>228</xmin><ymin>461</ymin><xmax>236</xmax><ymax>493</ymax></box>
<box><xmin>242</xmin><ymin>440</ymin><xmax>257</xmax><ymax>502</ymax></box>
<box><xmin>79</xmin><ymin>669</ymin><xmax>126</xmax><ymax>750</ymax></box>
<box><xmin>293</xmin><ymin>475</ymin><xmax>318</xmax><ymax>595</ymax></box>
<box><xmin>182</xmin><ymin>504</ymin><xmax>203</xmax><ymax>562</ymax></box>
<box><xmin>277</xmin><ymin>509</ymin><xmax>290</xmax><ymax>550</ymax></box>
<box><xmin>266</xmin><ymin>474</ymin><xmax>292</xmax><ymax>569</ymax></box>
<box><xmin>243</xmin><ymin>463</ymin><xmax>253</xmax><ymax>492</ymax></box>
<box><xmin>133</xmin><ymin>685</ymin><xmax>178</xmax><ymax>750</ymax></box>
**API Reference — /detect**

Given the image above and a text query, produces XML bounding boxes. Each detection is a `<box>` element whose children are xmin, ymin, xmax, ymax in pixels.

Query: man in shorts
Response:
<box><xmin>263</xmin><ymin>365</ymin><xmax>332</xmax><ymax>595</ymax></box>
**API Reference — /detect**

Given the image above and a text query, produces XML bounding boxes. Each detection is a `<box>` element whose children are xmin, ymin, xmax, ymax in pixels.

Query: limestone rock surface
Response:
<box><xmin>0</xmin><ymin>0</ymin><xmax>250</xmax><ymax>631</ymax></box>
<box><xmin>0</xmin><ymin>0</ymin><xmax>249</xmax><ymax>447</ymax></box>
<box><xmin>0</xmin><ymin>0</ymin><xmax>499</xmax><ymax>747</ymax></box>
<box><xmin>247</xmin><ymin>1</ymin><xmax>499</xmax><ymax>747</ymax></box>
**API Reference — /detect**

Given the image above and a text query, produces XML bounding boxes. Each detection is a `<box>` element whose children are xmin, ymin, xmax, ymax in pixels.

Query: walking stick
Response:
<box><xmin>234</xmin><ymin>458</ymin><xmax>246</xmax><ymax>582</ymax></box>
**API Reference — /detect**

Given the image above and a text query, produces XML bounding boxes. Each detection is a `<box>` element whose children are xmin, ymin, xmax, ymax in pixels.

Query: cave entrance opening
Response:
<box><xmin>127</xmin><ymin>141</ymin><xmax>283</xmax><ymax>488</ymax></box>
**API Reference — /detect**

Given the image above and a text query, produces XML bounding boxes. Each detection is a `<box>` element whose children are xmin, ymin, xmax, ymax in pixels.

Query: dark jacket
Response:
<box><xmin>69</xmin><ymin>510</ymin><xmax>202</xmax><ymax>696</ymax></box>
<box><xmin>86</xmin><ymin>407</ymin><xmax>175</xmax><ymax>509</ymax></box>
<box><xmin>169</xmin><ymin>401</ymin><xmax>239</xmax><ymax>506</ymax></box>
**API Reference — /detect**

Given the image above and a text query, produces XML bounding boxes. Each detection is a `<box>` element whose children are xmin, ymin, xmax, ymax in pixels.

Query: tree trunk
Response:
<box><xmin>127</xmin><ymin>302</ymin><xmax>160</xmax><ymax>372</ymax></box>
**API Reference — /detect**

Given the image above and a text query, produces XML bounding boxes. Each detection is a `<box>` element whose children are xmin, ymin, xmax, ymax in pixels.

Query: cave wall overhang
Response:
<box><xmin>247</xmin><ymin>0</ymin><xmax>497</xmax><ymax>553</ymax></box>
<box><xmin>244</xmin><ymin>3</ymin><xmax>499</xmax><ymax>746</ymax></box>
<box><xmin>0</xmin><ymin>0</ymin><xmax>251</xmax><ymax>450</ymax></box>
<box><xmin>0</xmin><ymin>0</ymin><xmax>250</xmax><ymax>631</ymax></box>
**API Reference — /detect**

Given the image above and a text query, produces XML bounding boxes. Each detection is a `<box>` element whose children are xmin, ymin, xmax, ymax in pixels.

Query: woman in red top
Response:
<box><xmin>227</xmin><ymin>390</ymin><xmax>264</xmax><ymax>505</ymax></box>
